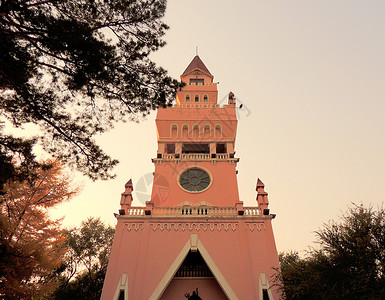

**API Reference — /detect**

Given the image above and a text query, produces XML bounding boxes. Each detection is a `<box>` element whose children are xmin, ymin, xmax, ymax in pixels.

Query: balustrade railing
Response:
<box><xmin>124</xmin><ymin>206</ymin><xmax>263</xmax><ymax>217</ymax></box>
<box><xmin>159</xmin><ymin>153</ymin><xmax>232</xmax><ymax>160</ymax></box>
<box><xmin>152</xmin><ymin>206</ymin><xmax>238</xmax><ymax>216</ymax></box>
<box><xmin>180</xmin><ymin>154</ymin><xmax>211</xmax><ymax>160</ymax></box>
<box><xmin>243</xmin><ymin>207</ymin><xmax>261</xmax><ymax>215</ymax></box>
<box><xmin>175</xmin><ymin>265</ymin><xmax>213</xmax><ymax>278</ymax></box>
<box><xmin>126</xmin><ymin>208</ymin><xmax>145</xmax><ymax>216</ymax></box>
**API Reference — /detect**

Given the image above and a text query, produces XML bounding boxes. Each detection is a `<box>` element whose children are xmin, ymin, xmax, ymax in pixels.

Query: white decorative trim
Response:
<box><xmin>177</xmin><ymin>201</ymin><xmax>214</xmax><ymax>207</ymax></box>
<box><xmin>149</xmin><ymin>222</ymin><xmax>238</xmax><ymax>232</ymax></box>
<box><xmin>149</xmin><ymin>235</ymin><xmax>239</xmax><ymax>300</ymax></box>
<box><xmin>245</xmin><ymin>222</ymin><xmax>266</xmax><ymax>231</ymax></box>
<box><xmin>113</xmin><ymin>273</ymin><xmax>128</xmax><ymax>300</ymax></box>
<box><xmin>259</xmin><ymin>272</ymin><xmax>274</xmax><ymax>300</ymax></box>
<box><xmin>149</xmin><ymin>239</ymin><xmax>190</xmax><ymax>300</ymax></box>
<box><xmin>190</xmin><ymin>234</ymin><xmax>198</xmax><ymax>251</ymax></box>
<box><xmin>122</xmin><ymin>223</ymin><xmax>144</xmax><ymax>231</ymax></box>
<box><xmin>198</xmin><ymin>239</ymin><xmax>239</xmax><ymax>300</ymax></box>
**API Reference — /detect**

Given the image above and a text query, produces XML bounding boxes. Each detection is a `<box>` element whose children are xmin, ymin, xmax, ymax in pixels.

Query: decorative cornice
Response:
<box><xmin>123</xmin><ymin>222</ymin><xmax>144</xmax><ymax>231</ymax></box>
<box><xmin>245</xmin><ymin>222</ymin><xmax>266</xmax><ymax>231</ymax></box>
<box><xmin>150</xmin><ymin>222</ymin><xmax>238</xmax><ymax>232</ymax></box>
<box><xmin>122</xmin><ymin>221</ymin><xmax>267</xmax><ymax>232</ymax></box>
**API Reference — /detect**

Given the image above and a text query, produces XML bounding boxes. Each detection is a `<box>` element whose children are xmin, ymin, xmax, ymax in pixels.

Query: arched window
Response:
<box><xmin>215</xmin><ymin>125</ymin><xmax>222</xmax><ymax>138</ymax></box>
<box><xmin>193</xmin><ymin>125</ymin><xmax>199</xmax><ymax>139</ymax></box>
<box><xmin>203</xmin><ymin>95</ymin><xmax>208</xmax><ymax>102</ymax></box>
<box><xmin>171</xmin><ymin>124</ymin><xmax>178</xmax><ymax>138</ymax></box>
<box><xmin>182</xmin><ymin>125</ymin><xmax>189</xmax><ymax>138</ymax></box>
<box><xmin>185</xmin><ymin>95</ymin><xmax>190</xmax><ymax>102</ymax></box>
<box><xmin>194</xmin><ymin>95</ymin><xmax>199</xmax><ymax>102</ymax></box>
<box><xmin>204</xmin><ymin>125</ymin><xmax>210</xmax><ymax>138</ymax></box>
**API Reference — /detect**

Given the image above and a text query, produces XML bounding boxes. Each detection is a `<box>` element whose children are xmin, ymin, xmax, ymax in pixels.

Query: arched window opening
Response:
<box><xmin>194</xmin><ymin>95</ymin><xmax>199</xmax><ymax>102</ymax></box>
<box><xmin>203</xmin><ymin>95</ymin><xmax>208</xmax><ymax>102</ymax></box>
<box><xmin>171</xmin><ymin>124</ymin><xmax>178</xmax><ymax>138</ymax></box>
<box><xmin>193</xmin><ymin>125</ymin><xmax>199</xmax><ymax>139</ymax></box>
<box><xmin>215</xmin><ymin>125</ymin><xmax>222</xmax><ymax>138</ymax></box>
<box><xmin>204</xmin><ymin>125</ymin><xmax>210</xmax><ymax>139</ymax></box>
<box><xmin>182</xmin><ymin>125</ymin><xmax>189</xmax><ymax>139</ymax></box>
<box><xmin>185</xmin><ymin>95</ymin><xmax>190</xmax><ymax>102</ymax></box>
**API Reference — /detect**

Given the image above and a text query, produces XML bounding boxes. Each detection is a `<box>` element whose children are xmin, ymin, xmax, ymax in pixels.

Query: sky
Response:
<box><xmin>46</xmin><ymin>0</ymin><xmax>385</xmax><ymax>253</ymax></box>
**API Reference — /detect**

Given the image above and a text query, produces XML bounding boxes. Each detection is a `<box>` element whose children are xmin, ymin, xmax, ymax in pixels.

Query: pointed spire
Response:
<box><xmin>125</xmin><ymin>179</ymin><xmax>133</xmax><ymax>190</ymax></box>
<box><xmin>182</xmin><ymin>55</ymin><xmax>213</xmax><ymax>77</ymax></box>
<box><xmin>256</xmin><ymin>178</ymin><xmax>269</xmax><ymax>212</ymax></box>
<box><xmin>256</xmin><ymin>178</ymin><xmax>265</xmax><ymax>188</ymax></box>
<box><xmin>121</xmin><ymin>178</ymin><xmax>134</xmax><ymax>211</ymax></box>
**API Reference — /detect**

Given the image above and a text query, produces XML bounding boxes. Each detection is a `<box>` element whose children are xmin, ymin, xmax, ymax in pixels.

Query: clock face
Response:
<box><xmin>179</xmin><ymin>168</ymin><xmax>211</xmax><ymax>192</ymax></box>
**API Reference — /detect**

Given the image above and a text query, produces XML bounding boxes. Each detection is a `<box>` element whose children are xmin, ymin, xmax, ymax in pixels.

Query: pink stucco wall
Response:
<box><xmin>160</xmin><ymin>278</ymin><xmax>228</xmax><ymax>300</ymax></box>
<box><xmin>101</xmin><ymin>216</ymin><xmax>280</xmax><ymax>300</ymax></box>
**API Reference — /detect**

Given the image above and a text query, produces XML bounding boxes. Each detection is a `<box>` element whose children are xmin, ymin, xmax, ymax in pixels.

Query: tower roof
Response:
<box><xmin>182</xmin><ymin>55</ymin><xmax>213</xmax><ymax>77</ymax></box>
<box><xmin>256</xmin><ymin>178</ymin><xmax>265</xmax><ymax>188</ymax></box>
<box><xmin>125</xmin><ymin>179</ymin><xmax>133</xmax><ymax>188</ymax></box>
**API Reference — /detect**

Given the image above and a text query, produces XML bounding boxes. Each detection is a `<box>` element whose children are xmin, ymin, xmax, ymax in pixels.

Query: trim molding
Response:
<box><xmin>149</xmin><ymin>235</ymin><xmax>239</xmax><ymax>300</ymax></box>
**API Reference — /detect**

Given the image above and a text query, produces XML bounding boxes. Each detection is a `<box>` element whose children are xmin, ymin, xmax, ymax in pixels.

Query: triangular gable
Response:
<box><xmin>182</xmin><ymin>56</ymin><xmax>213</xmax><ymax>78</ymax></box>
<box><xmin>183</xmin><ymin>68</ymin><xmax>213</xmax><ymax>79</ymax></box>
<box><xmin>189</xmin><ymin>69</ymin><xmax>209</xmax><ymax>77</ymax></box>
<box><xmin>149</xmin><ymin>234</ymin><xmax>239</xmax><ymax>300</ymax></box>
<box><xmin>174</xmin><ymin>249</ymin><xmax>213</xmax><ymax>278</ymax></box>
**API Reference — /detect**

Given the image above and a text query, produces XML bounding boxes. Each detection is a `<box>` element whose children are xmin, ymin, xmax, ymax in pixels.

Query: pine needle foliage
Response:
<box><xmin>0</xmin><ymin>0</ymin><xmax>182</xmax><ymax>182</ymax></box>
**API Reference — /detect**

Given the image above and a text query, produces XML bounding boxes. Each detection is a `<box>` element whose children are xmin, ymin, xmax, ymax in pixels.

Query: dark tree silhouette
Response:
<box><xmin>274</xmin><ymin>204</ymin><xmax>385</xmax><ymax>300</ymax></box>
<box><xmin>0</xmin><ymin>0</ymin><xmax>182</xmax><ymax>186</ymax></box>
<box><xmin>52</xmin><ymin>218</ymin><xmax>115</xmax><ymax>300</ymax></box>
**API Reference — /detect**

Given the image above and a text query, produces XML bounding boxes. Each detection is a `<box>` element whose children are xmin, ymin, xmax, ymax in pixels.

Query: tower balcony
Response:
<box><xmin>152</xmin><ymin>153</ymin><xmax>239</xmax><ymax>163</ymax></box>
<box><xmin>117</xmin><ymin>206</ymin><xmax>263</xmax><ymax>218</ymax></box>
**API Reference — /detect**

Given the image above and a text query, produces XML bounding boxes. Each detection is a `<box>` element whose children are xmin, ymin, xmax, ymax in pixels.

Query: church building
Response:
<box><xmin>101</xmin><ymin>56</ymin><xmax>280</xmax><ymax>300</ymax></box>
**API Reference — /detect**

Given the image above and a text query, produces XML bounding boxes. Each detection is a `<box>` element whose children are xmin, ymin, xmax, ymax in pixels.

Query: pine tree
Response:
<box><xmin>0</xmin><ymin>0</ymin><xmax>182</xmax><ymax>183</ymax></box>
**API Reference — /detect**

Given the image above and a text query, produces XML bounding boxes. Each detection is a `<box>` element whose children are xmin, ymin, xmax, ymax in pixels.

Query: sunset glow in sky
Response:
<box><xmin>48</xmin><ymin>1</ymin><xmax>385</xmax><ymax>253</ymax></box>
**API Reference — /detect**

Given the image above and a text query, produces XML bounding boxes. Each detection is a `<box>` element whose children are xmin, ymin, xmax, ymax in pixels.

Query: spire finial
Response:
<box><xmin>196</xmin><ymin>46</ymin><xmax>198</xmax><ymax>56</ymax></box>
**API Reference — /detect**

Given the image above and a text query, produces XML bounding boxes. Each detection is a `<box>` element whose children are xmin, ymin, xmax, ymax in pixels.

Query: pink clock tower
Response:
<box><xmin>101</xmin><ymin>56</ymin><xmax>280</xmax><ymax>300</ymax></box>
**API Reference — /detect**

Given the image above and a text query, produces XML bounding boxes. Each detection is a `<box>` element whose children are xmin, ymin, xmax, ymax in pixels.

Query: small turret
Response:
<box><xmin>256</xmin><ymin>178</ymin><xmax>269</xmax><ymax>215</ymax></box>
<box><xmin>120</xmin><ymin>179</ymin><xmax>134</xmax><ymax>213</ymax></box>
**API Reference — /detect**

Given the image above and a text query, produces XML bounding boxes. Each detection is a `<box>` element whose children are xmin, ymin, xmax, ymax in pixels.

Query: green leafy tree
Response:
<box><xmin>53</xmin><ymin>217</ymin><xmax>115</xmax><ymax>300</ymax></box>
<box><xmin>0</xmin><ymin>160</ymin><xmax>80</xmax><ymax>299</ymax></box>
<box><xmin>275</xmin><ymin>205</ymin><xmax>385</xmax><ymax>300</ymax></box>
<box><xmin>0</xmin><ymin>0</ymin><xmax>182</xmax><ymax>185</ymax></box>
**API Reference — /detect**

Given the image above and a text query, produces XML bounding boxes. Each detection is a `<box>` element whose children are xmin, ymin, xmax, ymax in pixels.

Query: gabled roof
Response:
<box><xmin>182</xmin><ymin>55</ymin><xmax>213</xmax><ymax>77</ymax></box>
